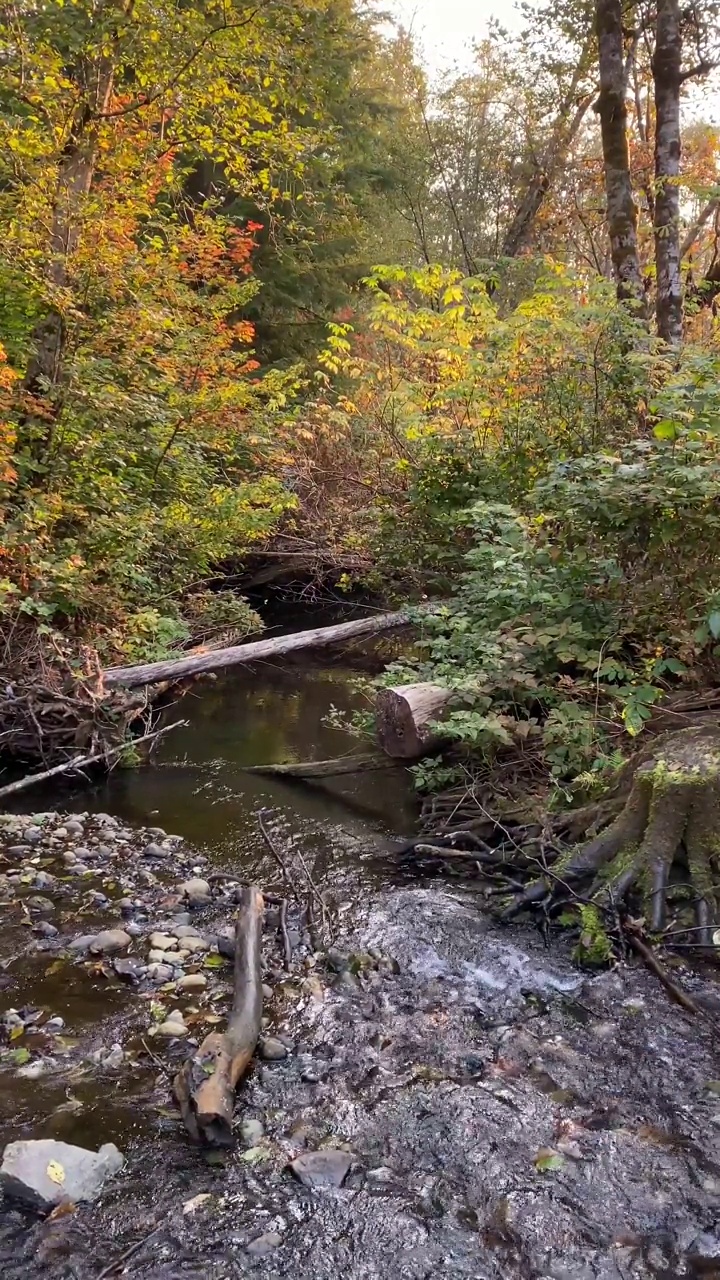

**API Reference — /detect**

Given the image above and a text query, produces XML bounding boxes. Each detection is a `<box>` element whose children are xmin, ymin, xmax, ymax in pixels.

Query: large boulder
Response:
<box><xmin>0</xmin><ymin>1139</ymin><xmax>125</xmax><ymax>1211</ymax></box>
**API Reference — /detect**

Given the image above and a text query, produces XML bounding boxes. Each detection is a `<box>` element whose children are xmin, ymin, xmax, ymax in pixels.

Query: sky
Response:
<box><xmin>385</xmin><ymin>0</ymin><xmax>522</xmax><ymax>74</ymax></box>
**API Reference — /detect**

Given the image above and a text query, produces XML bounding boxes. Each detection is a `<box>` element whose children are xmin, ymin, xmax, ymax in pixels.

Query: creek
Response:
<box><xmin>0</xmin><ymin>642</ymin><xmax>719</xmax><ymax>1279</ymax></box>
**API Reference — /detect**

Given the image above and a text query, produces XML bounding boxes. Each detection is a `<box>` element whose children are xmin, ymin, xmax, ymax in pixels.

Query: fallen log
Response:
<box><xmin>242</xmin><ymin>753</ymin><xmax>392</xmax><ymax>779</ymax></box>
<box><xmin>173</xmin><ymin>885</ymin><xmax>264</xmax><ymax>1145</ymax></box>
<box><xmin>104</xmin><ymin>611</ymin><xmax>409</xmax><ymax>689</ymax></box>
<box><xmin>376</xmin><ymin>682</ymin><xmax>452</xmax><ymax>759</ymax></box>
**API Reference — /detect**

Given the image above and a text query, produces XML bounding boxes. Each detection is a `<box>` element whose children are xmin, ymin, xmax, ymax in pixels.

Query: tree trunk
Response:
<box><xmin>505</xmin><ymin>726</ymin><xmax>720</xmax><ymax>945</ymax></box>
<box><xmin>652</xmin><ymin>0</ymin><xmax>683</xmax><ymax>345</ymax></box>
<box><xmin>376</xmin><ymin>683</ymin><xmax>452</xmax><ymax>759</ymax></box>
<box><xmin>502</xmin><ymin>38</ymin><xmax>595</xmax><ymax>259</ymax></box>
<box><xmin>594</xmin><ymin>0</ymin><xmax>646</xmax><ymax>309</ymax></box>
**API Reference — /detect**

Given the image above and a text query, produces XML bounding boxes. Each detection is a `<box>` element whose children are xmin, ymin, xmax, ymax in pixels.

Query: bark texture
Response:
<box><xmin>594</xmin><ymin>0</ymin><xmax>645</xmax><ymax>308</ymax></box>
<box><xmin>376</xmin><ymin>682</ymin><xmax>451</xmax><ymax>759</ymax></box>
<box><xmin>652</xmin><ymin>0</ymin><xmax>683</xmax><ymax>345</ymax></box>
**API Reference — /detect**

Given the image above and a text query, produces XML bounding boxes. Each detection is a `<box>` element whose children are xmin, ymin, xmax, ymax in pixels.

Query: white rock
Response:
<box><xmin>0</xmin><ymin>1139</ymin><xmax>124</xmax><ymax>1210</ymax></box>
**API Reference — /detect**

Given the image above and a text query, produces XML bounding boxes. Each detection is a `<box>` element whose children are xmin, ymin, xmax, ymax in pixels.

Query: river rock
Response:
<box><xmin>113</xmin><ymin>957</ymin><xmax>144</xmax><ymax>982</ymax></box>
<box><xmin>172</xmin><ymin>924</ymin><xmax>201</xmax><ymax>939</ymax></box>
<box><xmin>147</xmin><ymin>963</ymin><xmax>175</xmax><ymax>982</ymax></box>
<box><xmin>65</xmin><ymin>820</ymin><xmax>85</xmax><ymax>838</ymax></box>
<box><xmin>0</xmin><ymin>1138</ymin><xmax>124</xmax><ymax>1211</ymax></box>
<box><xmin>149</xmin><ymin>949</ymin><xmax>182</xmax><ymax>966</ymax></box>
<box><xmin>33</xmin><ymin>921</ymin><xmax>58</xmax><ymax>938</ymax></box>
<box><xmin>89</xmin><ymin>929</ymin><xmax>131</xmax><ymax>955</ymax></box>
<box><xmin>149</xmin><ymin>933</ymin><xmax>178</xmax><ymax>951</ymax></box>
<box><xmin>25</xmin><ymin>897</ymin><xmax>55</xmax><ymax>915</ymax></box>
<box><xmin>23</xmin><ymin>827</ymin><xmax>43</xmax><ymax>845</ymax></box>
<box><xmin>240</xmin><ymin>1117</ymin><xmax>265</xmax><ymax>1146</ymax></box>
<box><xmin>247</xmin><ymin>1232</ymin><xmax>282</xmax><ymax>1256</ymax></box>
<box><xmin>155</xmin><ymin>1018</ymin><xmax>188</xmax><ymax>1038</ymax></box>
<box><xmin>180</xmin><ymin>936</ymin><xmax>207</xmax><ymax>953</ymax></box>
<box><xmin>260</xmin><ymin>1038</ymin><xmax>288</xmax><ymax>1061</ymax></box>
<box><xmin>142</xmin><ymin>843</ymin><xmax>165</xmax><ymax>859</ymax></box>
<box><xmin>179</xmin><ymin>878</ymin><xmax>211</xmax><ymax>905</ymax></box>
<box><xmin>289</xmin><ymin>1149</ymin><xmax>352</xmax><ymax>1189</ymax></box>
<box><xmin>68</xmin><ymin>934</ymin><xmax>97</xmax><ymax>953</ymax></box>
<box><xmin>176</xmin><ymin>973</ymin><xmax>206</xmax><ymax>992</ymax></box>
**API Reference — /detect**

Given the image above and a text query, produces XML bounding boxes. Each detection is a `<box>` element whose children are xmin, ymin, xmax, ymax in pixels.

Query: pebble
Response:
<box><xmin>147</xmin><ymin>963</ymin><xmax>175</xmax><ymax>982</ymax></box>
<box><xmin>125</xmin><ymin>922</ymin><xmax>143</xmax><ymax>938</ymax></box>
<box><xmin>172</xmin><ymin>924</ymin><xmax>201</xmax><ymax>939</ymax></box>
<box><xmin>240</xmin><ymin>1117</ymin><xmax>265</xmax><ymax>1146</ymax></box>
<box><xmin>149</xmin><ymin>949</ymin><xmax>182</xmax><ymax>966</ymax></box>
<box><xmin>176</xmin><ymin>973</ymin><xmax>207</xmax><ymax>992</ymax></box>
<box><xmin>89</xmin><ymin>929</ymin><xmax>132</xmax><ymax>955</ymax></box>
<box><xmin>247</xmin><ymin>1232</ymin><xmax>282</xmax><ymax>1257</ymax></box>
<box><xmin>290</xmin><ymin>1149</ymin><xmax>352</xmax><ymax>1189</ymax></box>
<box><xmin>33</xmin><ymin>921</ymin><xmax>58</xmax><ymax>938</ymax></box>
<box><xmin>44</xmin><ymin>1016</ymin><xmax>65</xmax><ymax>1032</ymax></box>
<box><xmin>181</xmin><ymin>936</ymin><xmax>207</xmax><ymax>954</ymax></box>
<box><xmin>260</xmin><ymin>1038</ymin><xmax>288</xmax><ymax>1061</ymax></box>
<box><xmin>23</xmin><ymin>828</ymin><xmax>43</xmax><ymax>845</ymax></box>
<box><xmin>179</xmin><ymin>878</ymin><xmax>211</xmax><ymax>906</ymax></box>
<box><xmin>142</xmin><ymin>843</ymin><xmax>165</xmax><ymax>859</ymax></box>
<box><xmin>68</xmin><ymin>934</ymin><xmax>97</xmax><ymax>952</ymax></box>
<box><xmin>149</xmin><ymin>933</ymin><xmax>178</xmax><ymax>951</ymax></box>
<box><xmin>113</xmin><ymin>958</ymin><xmax>145</xmax><ymax>982</ymax></box>
<box><xmin>65</xmin><ymin>821</ymin><xmax>85</xmax><ymax>837</ymax></box>
<box><xmin>155</xmin><ymin>1020</ymin><xmax>188</xmax><ymax>1038</ymax></box>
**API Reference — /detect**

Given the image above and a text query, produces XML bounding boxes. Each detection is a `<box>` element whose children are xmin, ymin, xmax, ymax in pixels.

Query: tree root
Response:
<box><xmin>504</xmin><ymin>726</ymin><xmax>720</xmax><ymax>946</ymax></box>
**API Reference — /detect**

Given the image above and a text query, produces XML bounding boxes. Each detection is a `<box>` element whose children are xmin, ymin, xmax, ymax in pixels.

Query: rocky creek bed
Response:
<box><xmin>0</xmin><ymin>807</ymin><xmax>719</xmax><ymax>1278</ymax></box>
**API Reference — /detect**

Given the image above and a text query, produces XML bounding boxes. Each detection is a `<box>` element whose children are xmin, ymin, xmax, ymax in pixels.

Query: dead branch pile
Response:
<box><xmin>0</xmin><ymin>631</ymin><xmax>155</xmax><ymax>771</ymax></box>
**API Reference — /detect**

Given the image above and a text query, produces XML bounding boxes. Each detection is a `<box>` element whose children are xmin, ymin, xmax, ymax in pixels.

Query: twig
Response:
<box><xmin>623</xmin><ymin>928</ymin><xmax>700</xmax><ymax>1015</ymax></box>
<box><xmin>94</xmin><ymin>1225</ymin><xmax>164</xmax><ymax>1280</ymax></box>
<box><xmin>0</xmin><ymin>721</ymin><xmax>186</xmax><ymax>802</ymax></box>
<box><xmin>278</xmin><ymin>896</ymin><xmax>292</xmax><ymax>970</ymax></box>
<box><xmin>140</xmin><ymin>1037</ymin><xmax>170</xmax><ymax>1077</ymax></box>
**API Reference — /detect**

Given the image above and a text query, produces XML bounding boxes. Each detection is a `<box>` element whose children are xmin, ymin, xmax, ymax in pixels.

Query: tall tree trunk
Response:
<box><xmin>594</xmin><ymin>0</ymin><xmax>645</xmax><ymax>309</ymax></box>
<box><xmin>502</xmin><ymin>39</ymin><xmax>595</xmax><ymax>259</ymax></box>
<box><xmin>652</xmin><ymin>0</ymin><xmax>683</xmax><ymax>345</ymax></box>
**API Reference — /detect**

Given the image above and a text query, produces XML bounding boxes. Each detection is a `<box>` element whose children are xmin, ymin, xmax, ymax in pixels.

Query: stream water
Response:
<box><xmin>1</xmin><ymin>650</ymin><xmax>719</xmax><ymax>1279</ymax></box>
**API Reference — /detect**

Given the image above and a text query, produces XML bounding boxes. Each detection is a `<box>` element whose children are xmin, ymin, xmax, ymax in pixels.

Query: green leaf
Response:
<box><xmin>203</xmin><ymin>954</ymin><xmax>225</xmax><ymax>968</ymax></box>
<box><xmin>708</xmin><ymin>611</ymin><xmax>720</xmax><ymax>640</ymax></box>
<box><xmin>653</xmin><ymin>420</ymin><xmax>679</xmax><ymax>441</ymax></box>
<box><xmin>534</xmin><ymin>1150</ymin><xmax>565</xmax><ymax>1172</ymax></box>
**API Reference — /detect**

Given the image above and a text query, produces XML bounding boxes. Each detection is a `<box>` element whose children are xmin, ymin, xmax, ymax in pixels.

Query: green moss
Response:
<box><xmin>572</xmin><ymin>904</ymin><xmax>613</xmax><ymax>966</ymax></box>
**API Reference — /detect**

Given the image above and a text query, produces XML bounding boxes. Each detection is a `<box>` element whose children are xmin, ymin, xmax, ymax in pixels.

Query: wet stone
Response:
<box><xmin>33</xmin><ymin>921</ymin><xmax>58</xmax><ymax>938</ymax></box>
<box><xmin>260</xmin><ymin>1038</ymin><xmax>288</xmax><ymax>1061</ymax></box>
<box><xmin>0</xmin><ymin>1138</ymin><xmax>124</xmax><ymax>1211</ymax></box>
<box><xmin>247</xmin><ymin>1232</ymin><xmax>282</xmax><ymax>1257</ymax></box>
<box><xmin>290</xmin><ymin>1149</ymin><xmax>352</xmax><ymax>1190</ymax></box>
<box><xmin>240</xmin><ymin>1118</ymin><xmax>265</xmax><ymax>1146</ymax></box>
<box><xmin>176</xmin><ymin>973</ymin><xmax>206</xmax><ymax>992</ymax></box>
<box><xmin>179</xmin><ymin>878</ymin><xmax>211</xmax><ymax>906</ymax></box>
<box><xmin>113</xmin><ymin>957</ymin><xmax>144</xmax><ymax>982</ymax></box>
<box><xmin>25</xmin><ymin>896</ymin><xmax>55</xmax><ymax>915</ymax></box>
<box><xmin>89</xmin><ymin>929</ymin><xmax>131</xmax><ymax>955</ymax></box>
<box><xmin>65</xmin><ymin>821</ymin><xmax>85</xmax><ymax>838</ymax></box>
<box><xmin>142</xmin><ymin>843</ymin><xmax>165</xmax><ymax>859</ymax></box>
<box><xmin>147</xmin><ymin>963</ymin><xmax>175</xmax><ymax>982</ymax></box>
<box><xmin>68</xmin><ymin>934</ymin><xmax>97</xmax><ymax>953</ymax></box>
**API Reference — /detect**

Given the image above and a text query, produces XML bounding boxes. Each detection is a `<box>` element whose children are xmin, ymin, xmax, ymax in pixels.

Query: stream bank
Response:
<box><xmin>0</xmin><ymin>660</ymin><xmax>719</xmax><ymax>1278</ymax></box>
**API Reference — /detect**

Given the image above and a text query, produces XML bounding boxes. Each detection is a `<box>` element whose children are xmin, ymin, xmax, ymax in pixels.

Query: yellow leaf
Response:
<box><xmin>46</xmin><ymin>1160</ymin><xmax>65</xmax><ymax>1185</ymax></box>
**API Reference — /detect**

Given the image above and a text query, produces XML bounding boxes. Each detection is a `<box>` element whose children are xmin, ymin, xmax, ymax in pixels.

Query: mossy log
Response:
<box><xmin>506</xmin><ymin>726</ymin><xmax>720</xmax><ymax>944</ymax></box>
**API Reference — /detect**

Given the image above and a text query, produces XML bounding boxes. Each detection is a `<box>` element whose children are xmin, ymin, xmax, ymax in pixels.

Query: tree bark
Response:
<box><xmin>376</xmin><ymin>682</ymin><xmax>452</xmax><ymax>759</ymax></box>
<box><xmin>594</xmin><ymin>0</ymin><xmax>646</xmax><ymax>309</ymax></box>
<box><xmin>174</xmin><ymin>886</ymin><xmax>264</xmax><ymax>1145</ymax></box>
<box><xmin>103</xmin><ymin>611</ymin><xmax>410</xmax><ymax>688</ymax></box>
<box><xmin>652</xmin><ymin>0</ymin><xmax>683</xmax><ymax>345</ymax></box>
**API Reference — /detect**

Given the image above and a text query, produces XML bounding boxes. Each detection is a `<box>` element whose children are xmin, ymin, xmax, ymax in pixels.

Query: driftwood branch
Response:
<box><xmin>0</xmin><ymin>721</ymin><xmax>185</xmax><ymax>803</ymax></box>
<box><xmin>173</xmin><ymin>886</ymin><xmax>264</xmax><ymax>1145</ymax></box>
<box><xmin>242</xmin><ymin>753</ymin><xmax>392</xmax><ymax>779</ymax></box>
<box><xmin>104</xmin><ymin>612</ymin><xmax>409</xmax><ymax>688</ymax></box>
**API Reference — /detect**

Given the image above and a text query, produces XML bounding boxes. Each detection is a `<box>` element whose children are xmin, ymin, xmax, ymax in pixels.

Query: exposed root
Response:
<box><xmin>503</xmin><ymin>727</ymin><xmax>720</xmax><ymax>945</ymax></box>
